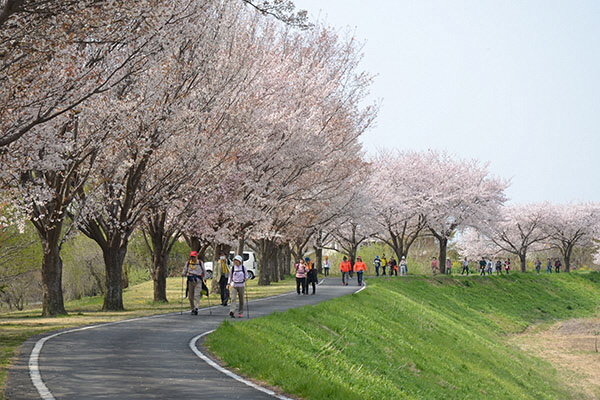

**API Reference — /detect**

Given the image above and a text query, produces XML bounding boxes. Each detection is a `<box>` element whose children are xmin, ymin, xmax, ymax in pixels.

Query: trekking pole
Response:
<box><xmin>204</xmin><ymin>280</ymin><xmax>212</xmax><ymax>316</ymax></box>
<box><xmin>245</xmin><ymin>284</ymin><xmax>250</xmax><ymax>319</ymax></box>
<box><xmin>180</xmin><ymin>276</ymin><xmax>184</xmax><ymax>316</ymax></box>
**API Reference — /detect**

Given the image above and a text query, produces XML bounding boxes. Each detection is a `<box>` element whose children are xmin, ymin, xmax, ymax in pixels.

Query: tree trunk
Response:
<box><xmin>153</xmin><ymin>251</ymin><xmax>169</xmax><ymax>302</ymax></box>
<box><xmin>40</xmin><ymin>230</ymin><xmax>67</xmax><ymax>316</ymax></box>
<box><xmin>102</xmin><ymin>242</ymin><xmax>128</xmax><ymax>311</ymax></box>
<box><xmin>519</xmin><ymin>252</ymin><xmax>527</xmax><ymax>273</ymax></box>
<box><xmin>438</xmin><ymin>236</ymin><xmax>448</xmax><ymax>275</ymax></box>
<box><xmin>563</xmin><ymin>243</ymin><xmax>574</xmax><ymax>273</ymax></box>
<box><xmin>257</xmin><ymin>238</ymin><xmax>277</xmax><ymax>286</ymax></box>
<box><xmin>281</xmin><ymin>244</ymin><xmax>292</xmax><ymax>278</ymax></box>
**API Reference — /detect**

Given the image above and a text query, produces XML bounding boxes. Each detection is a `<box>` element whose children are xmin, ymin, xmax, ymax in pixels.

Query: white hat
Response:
<box><xmin>234</xmin><ymin>255</ymin><xmax>244</xmax><ymax>263</ymax></box>
<box><xmin>401</xmin><ymin>256</ymin><xmax>406</xmax><ymax>259</ymax></box>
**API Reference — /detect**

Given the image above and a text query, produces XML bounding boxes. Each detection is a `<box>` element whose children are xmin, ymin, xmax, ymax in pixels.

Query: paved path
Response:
<box><xmin>6</xmin><ymin>278</ymin><xmax>360</xmax><ymax>399</ymax></box>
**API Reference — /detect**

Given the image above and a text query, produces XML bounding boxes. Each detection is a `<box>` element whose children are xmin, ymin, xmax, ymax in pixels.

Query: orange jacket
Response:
<box><xmin>339</xmin><ymin>260</ymin><xmax>352</xmax><ymax>272</ymax></box>
<box><xmin>354</xmin><ymin>261</ymin><xmax>367</xmax><ymax>272</ymax></box>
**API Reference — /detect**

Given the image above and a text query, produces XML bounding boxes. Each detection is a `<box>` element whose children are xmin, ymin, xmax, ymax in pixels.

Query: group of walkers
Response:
<box><xmin>183</xmin><ymin>250</ymin><xmax>567</xmax><ymax>317</ymax></box>
<box><xmin>372</xmin><ymin>254</ymin><xmax>408</xmax><ymax>277</ymax></box>
<box><xmin>434</xmin><ymin>256</ymin><xmax>564</xmax><ymax>276</ymax></box>
<box><xmin>181</xmin><ymin>251</ymin><xmax>249</xmax><ymax>318</ymax></box>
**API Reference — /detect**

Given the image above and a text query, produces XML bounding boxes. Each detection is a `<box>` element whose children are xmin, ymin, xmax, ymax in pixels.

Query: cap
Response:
<box><xmin>190</xmin><ymin>251</ymin><xmax>198</xmax><ymax>257</ymax></box>
<box><xmin>304</xmin><ymin>257</ymin><xmax>310</xmax><ymax>261</ymax></box>
<box><xmin>234</xmin><ymin>255</ymin><xmax>244</xmax><ymax>263</ymax></box>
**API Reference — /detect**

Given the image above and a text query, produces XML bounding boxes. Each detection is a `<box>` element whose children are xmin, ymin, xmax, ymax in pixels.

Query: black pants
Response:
<box><xmin>219</xmin><ymin>274</ymin><xmax>229</xmax><ymax>305</ymax></box>
<box><xmin>296</xmin><ymin>277</ymin><xmax>307</xmax><ymax>294</ymax></box>
<box><xmin>307</xmin><ymin>280</ymin><xmax>316</xmax><ymax>294</ymax></box>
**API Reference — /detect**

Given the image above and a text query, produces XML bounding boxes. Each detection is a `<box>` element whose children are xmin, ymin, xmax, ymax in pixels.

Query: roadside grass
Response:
<box><xmin>205</xmin><ymin>272</ymin><xmax>600</xmax><ymax>400</ymax></box>
<box><xmin>0</xmin><ymin>276</ymin><xmax>295</xmax><ymax>398</ymax></box>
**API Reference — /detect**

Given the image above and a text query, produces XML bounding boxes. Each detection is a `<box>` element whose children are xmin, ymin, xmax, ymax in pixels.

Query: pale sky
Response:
<box><xmin>293</xmin><ymin>0</ymin><xmax>600</xmax><ymax>204</ymax></box>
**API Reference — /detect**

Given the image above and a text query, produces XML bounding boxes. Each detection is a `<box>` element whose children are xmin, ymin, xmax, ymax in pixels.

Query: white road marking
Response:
<box><xmin>189</xmin><ymin>331</ymin><xmax>294</xmax><ymax>400</ymax></box>
<box><xmin>28</xmin><ymin>281</ymin><xmax>362</xmax><ymax>399</ymax></box>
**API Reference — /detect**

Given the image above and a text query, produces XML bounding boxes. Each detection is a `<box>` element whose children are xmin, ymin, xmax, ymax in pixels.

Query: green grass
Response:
<box><xmin>205</xmin><ymin>272</ymin><xmax>600</xmax><ymax>399</ymax></box>
<box><xmin>0</xmin><ymin>276</ymin><xmax>295</xmax><ymax>399</ymax></box>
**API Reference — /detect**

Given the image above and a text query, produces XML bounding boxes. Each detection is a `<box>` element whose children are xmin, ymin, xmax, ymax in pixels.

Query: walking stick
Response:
<box><xmin>245</xmin><ymin>283</ymin><xmax>250</xmax><ymax>319</ymax></box>
<box><xmin>204</xmin><ymin>280</ymin><xmax>212</xmax><ymax>316</ymax></box>
<box><xmin>180</xmin><ymin>276</ymin><xmax>184</xmax><ymax>316</ymax></box>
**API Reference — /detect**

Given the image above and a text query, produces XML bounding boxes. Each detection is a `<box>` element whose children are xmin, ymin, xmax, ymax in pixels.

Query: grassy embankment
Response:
<box><xmin>0</xmin><ymin>276</ymin><xmax>295</xmax><ymax>398</ymax></box>
<box><xmin>206</xmin><ymin>272</ymin><xmax>600</xmax><ymax>399</ymax></box>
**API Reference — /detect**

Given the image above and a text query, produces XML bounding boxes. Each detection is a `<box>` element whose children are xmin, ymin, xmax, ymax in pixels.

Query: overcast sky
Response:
<box><xmin>294</xmin><ymin>0</ymin><xmax>600</xmax><ymax>204</ymax></box>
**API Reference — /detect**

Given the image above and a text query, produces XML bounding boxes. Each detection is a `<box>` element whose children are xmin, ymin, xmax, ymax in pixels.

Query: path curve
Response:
<box><xmin>6</xmin><ymin>278</ymin><xmax>361</xmax><ymax>399</ymax></box>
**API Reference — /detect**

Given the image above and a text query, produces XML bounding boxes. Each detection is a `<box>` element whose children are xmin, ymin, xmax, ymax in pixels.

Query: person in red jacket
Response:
<box><xmin>354</xmin><ymin>256</ymin><xmax>367</xmax><ymax>286</ymax></box>
<box><xmin>339</xmin><ymin>256</ymin><xmax>352</xmax><ymax>286</ymax></box>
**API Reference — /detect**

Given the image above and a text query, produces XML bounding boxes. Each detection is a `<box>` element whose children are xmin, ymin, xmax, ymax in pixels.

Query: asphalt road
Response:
<box><xmin>6</xmin><ymin>278</ymin><xmax>360</xmax><ymax>399</ymax></box>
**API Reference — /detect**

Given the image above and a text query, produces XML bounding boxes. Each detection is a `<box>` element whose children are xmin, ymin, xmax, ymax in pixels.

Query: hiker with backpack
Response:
<box><xmin>182</xmin><ymin>251</ymin><xmax>205</xmax><ymax>315</ymax></box>
<box><xmin>227</xmin><ymin>255</ymin><xmax>249</xmax><ymax>318</ymax></box>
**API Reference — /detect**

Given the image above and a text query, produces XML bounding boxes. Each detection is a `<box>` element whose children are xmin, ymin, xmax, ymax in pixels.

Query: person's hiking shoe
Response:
<box><xmin>191</xmin><ymin>308</ymin><xmax>198</xmax><ymax>315</ymax></box>
<box><xmin>229</xmin><ymin>311</ymin><xmax>235</xmax><ymax>318</ymax></box>
<box><xmin>238</xmin><ymin>313</ymin><xmax>243</xmax><ymax>318</ymax></box>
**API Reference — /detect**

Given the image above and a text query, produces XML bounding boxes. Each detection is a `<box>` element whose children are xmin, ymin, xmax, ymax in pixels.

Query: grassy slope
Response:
<box><xmin>205</xmin><ymin>273</ymin><xmax>600</xmax><ymax>399</ymax></box>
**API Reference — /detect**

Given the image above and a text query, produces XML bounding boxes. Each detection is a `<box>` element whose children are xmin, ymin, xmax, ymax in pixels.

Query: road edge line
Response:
<box><xmin>189</xmin><ymin>331</ymin><xmax>293</xmax><ymax>400</ymax></box>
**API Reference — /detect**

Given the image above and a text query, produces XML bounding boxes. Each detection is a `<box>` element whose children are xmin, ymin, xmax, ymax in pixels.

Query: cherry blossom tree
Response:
<box><xmin>542</xmin><ymin>202</ymin><xmax>600</xmax><ymax>272</ymax></box>
<box><xmin>487</xmin><ymin>203</ymin><xmax>549</xmax><ymax>272</ymax></box>
<box><xmin>0</xmin><ymin>111</ymin><xmax>110</xmax><ymax>315</ymax></box>
<box><xmin>369</xmin><ymin>151</ymin><xmax>428</xmax><ymax>262</ymax></box>
<box><xmin>399</xmin><ymin>150</ymin><xmax>508</xmax><ymax>274</ymax></box>
<box><xmin>75</xmin><ymin>0</ymin><xmax>237</xmax><ymax>311</ymax></box>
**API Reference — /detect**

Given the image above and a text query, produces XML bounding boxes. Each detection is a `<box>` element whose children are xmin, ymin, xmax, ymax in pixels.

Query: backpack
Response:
<box><xmin>231</xmin><ymin>264</ymin><xmax>246</xmax><ymax>284</ymax></box>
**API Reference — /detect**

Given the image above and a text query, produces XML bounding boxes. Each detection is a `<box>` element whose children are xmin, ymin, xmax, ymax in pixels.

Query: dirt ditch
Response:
<box><xmin>512</xmin><ymin>317</ymin><xmax>600</xmax><ymax>400</ymax></box>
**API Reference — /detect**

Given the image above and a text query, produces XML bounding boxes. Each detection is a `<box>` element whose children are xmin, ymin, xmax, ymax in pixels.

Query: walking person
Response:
<box><xmin>295</xmin><ymin>259</ymin><xmax>309</xmax><ymax>295</ymax></box>
<box><xmin>354</xmin><ymin>256</ymin><xmax>367</xmax><ymax>286</ymax></box>
<box><xmin>217</xmin><ymin>252</ymin><xmax>230</xmax><ymax>306</ymax></box>
<box><xmin>306</xmin><ymin>257</ymin><xmax>318</xmax><ymax>295</ymax></box>
<box><xmin>431</xmin><ymin>257</ymin><xmax>439</xmax><ymax>276</ymax></box>
<box><xmin>381</xmin><ymin>254</ymin><xmax>388</xmax><ymax>276</ymax></box>
<box><xmin>479</xmin><ymin>257</ymin><xmax>486</xmax><ymax>276</ymax></box>
<box><xmin>461</xmin><ymin>257</ymin><xmax>470</xmax><ymax>275</ymax></box>
<box><xmin>545</xmin><ymin>258</ymin><xmax>553</xmax><ymax>273</ymax></box>
<box><xmin>554</xmin><ymin>258</ymin><xmax>561</xmax><ymax>273</ymax></box>
<box><xmin>400</xmin><ymin>256</ymin><xmax>408</xmax><ymax>276</ymax></box>
<box><xmin>504</xmin><ymin>258</ymin><xmax>511</xmax><ymax>274</ymax></box>
<box><xmin>374</xmin><ymin>255</ymin><xmax>381</xmax><ymax>276</ymax></box>
<box><xmin>496</xmin><ymin>259</ymin><xmax>503</xmax><ymax>275</ymax></box>
<box><xmin>446</xmin><ymin>258</ymin><xmax>452</xmax><ymax>275</ymax></box>
<box><xmin>339</xmin><ymin>256</ymin><xmax>352</xmax><ymax>286</ymax></box>
<box><xmin>322</xmin><ymin>255</ymin><xmax>330</xmax><ymax>277</ymax></box>
<box><xmin>534</xmin><ymin>258</ymin><xmax>542</xmax><ymax>275</ymax></box>
<box><xmin>389</xmin><ymin>256</ymin><xmax>398</xmax><ymax>276</ymax></box>
<box><xmin>227</xmin><ymin>255</ymin><xmax>249</xmax><ymax>318</ymax></box>
<box><xmin>182</xmin><ymin>251</ymin><xmax>205</xmax><ymax>315</ymax></box>
<box><xmin>486</xmin><ymin>258</ymin><xmax>493</xmax><ymax>275</ymax></box>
